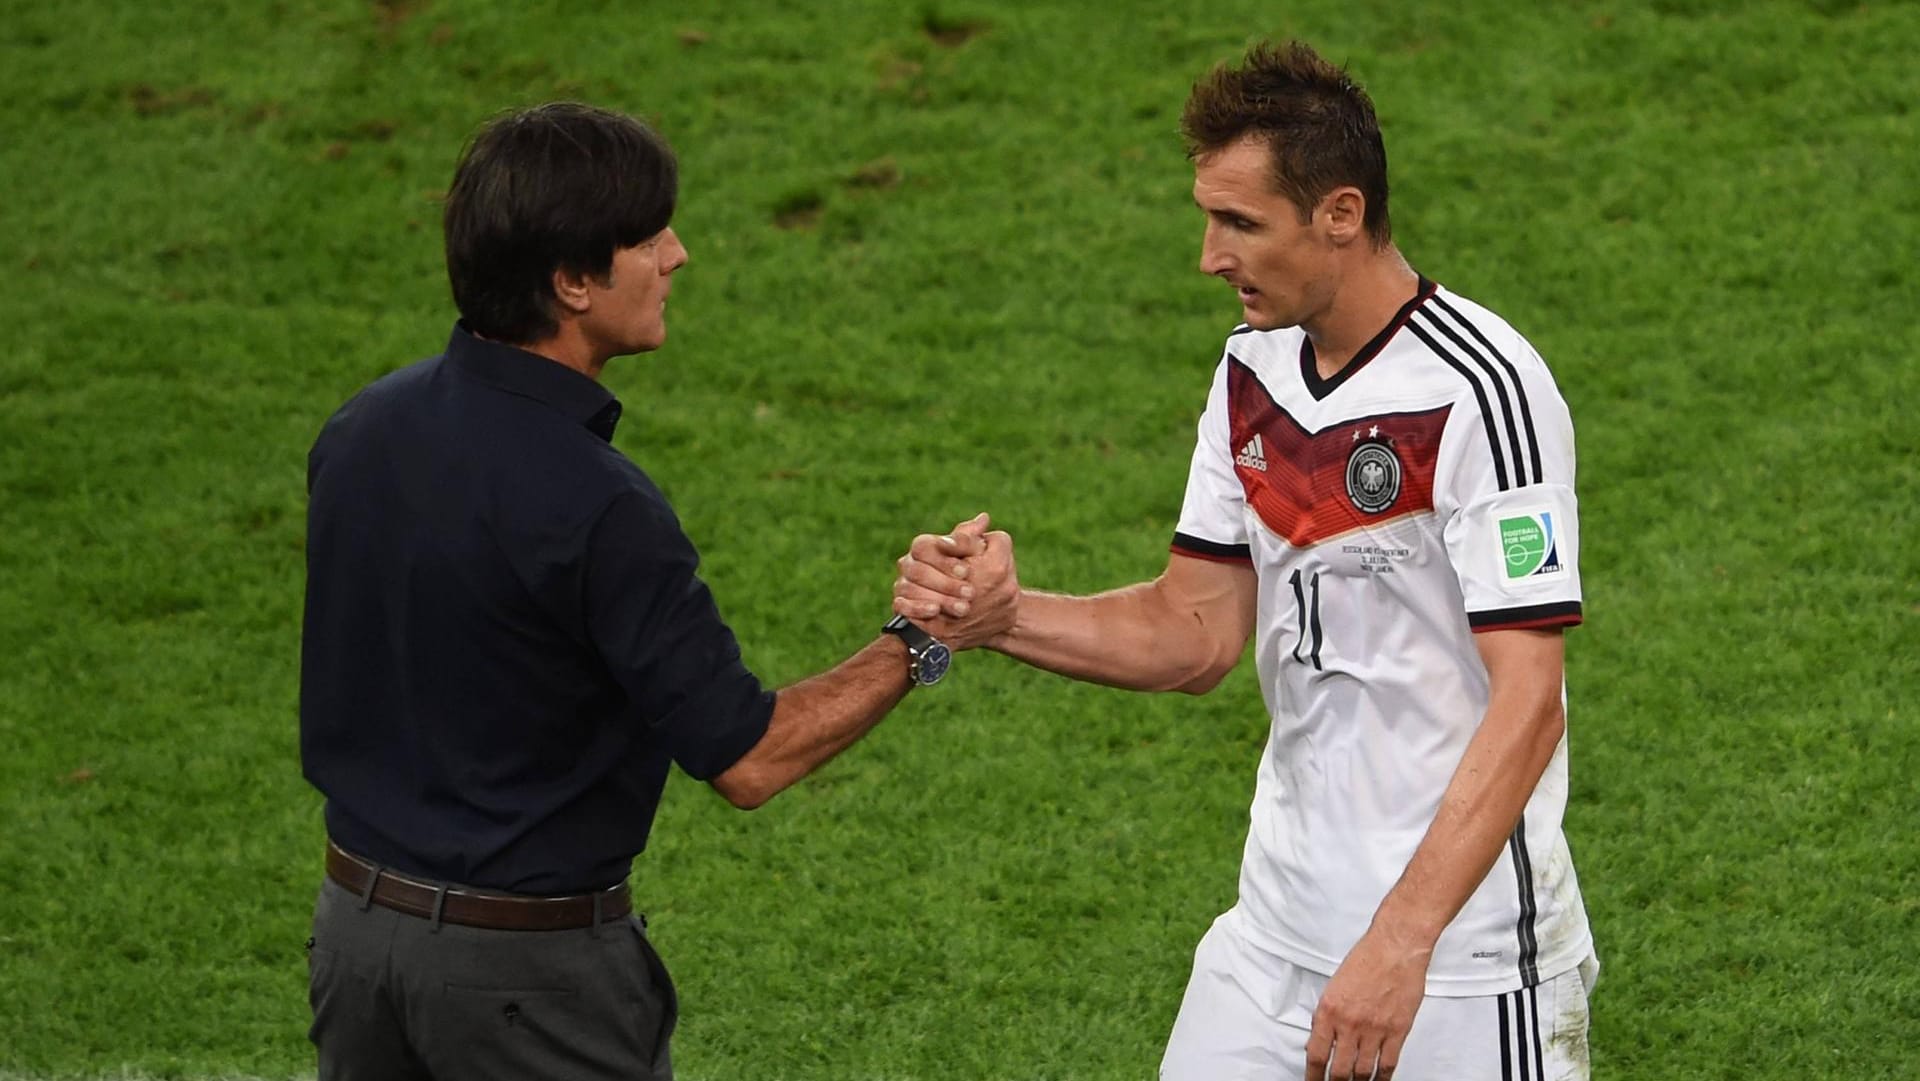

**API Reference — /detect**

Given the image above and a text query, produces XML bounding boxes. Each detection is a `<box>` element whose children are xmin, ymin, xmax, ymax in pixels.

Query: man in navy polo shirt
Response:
<box><xmin>300</xmin><ymin>102</ymin><xmax>1012</xmax><ymax>1080</ymax></box>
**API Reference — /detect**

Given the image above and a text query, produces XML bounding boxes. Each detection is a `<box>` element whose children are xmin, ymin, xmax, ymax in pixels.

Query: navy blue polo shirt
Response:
<box><xmin>301</xmin><ymin>324</ymin><xmax>774</xmax><ymax>894</ymax></box>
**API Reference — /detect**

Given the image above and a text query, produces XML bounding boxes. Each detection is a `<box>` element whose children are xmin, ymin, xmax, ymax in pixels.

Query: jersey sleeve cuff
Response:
<box><xmin>1171</xmin><ymin>532</ymin><xmax>1252</xmax><ymax>564</ymax></box>
<box><xmin>1467</xmin><ymin>601</ymin><xmax>1583</xmax><ymax>632</ymax></box>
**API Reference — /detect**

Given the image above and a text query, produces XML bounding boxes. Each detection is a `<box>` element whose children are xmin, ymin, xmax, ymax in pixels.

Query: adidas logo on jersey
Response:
<box><xmin>1235</xmin><ymin>434</ymin><xmax>1268</xmax><ymax>472</ymax></box>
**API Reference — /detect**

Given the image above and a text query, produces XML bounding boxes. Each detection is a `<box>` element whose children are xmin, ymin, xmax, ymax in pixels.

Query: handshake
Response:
<box><xmin>891</xmin><ymin>512</ymin><xmax>1021</xmax><ymax>652</ymax></box>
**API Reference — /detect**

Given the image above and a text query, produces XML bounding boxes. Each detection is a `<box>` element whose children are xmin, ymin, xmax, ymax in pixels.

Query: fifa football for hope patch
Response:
<box><xmin>1497</xmin><ymin>510</ymin><xmax>1564</xmax><ymax>580</ymax></box>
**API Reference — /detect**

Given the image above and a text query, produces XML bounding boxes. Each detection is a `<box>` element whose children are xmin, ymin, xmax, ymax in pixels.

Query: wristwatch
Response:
<box><xmin>882</xmin><ymin>614</ymin><xmax>952</xmax><ymax>687</ymax></box>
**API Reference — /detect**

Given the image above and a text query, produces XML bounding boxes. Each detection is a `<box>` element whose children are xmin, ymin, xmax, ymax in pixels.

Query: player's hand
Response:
<box><xmin>1304</xmin><ymin>923</ymin><xmax>1431</xmax><ymax>1080</ymax></box>
<box><xmin>892</xmin><ymin>513</ymin><xmax>1018</xmax><ymax>650</ymax></box>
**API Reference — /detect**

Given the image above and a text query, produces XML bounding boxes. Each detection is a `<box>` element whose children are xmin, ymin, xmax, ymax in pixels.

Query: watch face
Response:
<box><xmin>915</xmin><ymin>643</ymin><xmax>952</xmax><ymax>685</ymax></box>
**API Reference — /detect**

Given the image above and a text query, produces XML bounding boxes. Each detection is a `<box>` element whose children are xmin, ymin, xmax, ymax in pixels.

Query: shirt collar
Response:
<box><xmin>444</xmin><ymin>322</ymin><xmax>623</xmax><ymax>441</ymax></box>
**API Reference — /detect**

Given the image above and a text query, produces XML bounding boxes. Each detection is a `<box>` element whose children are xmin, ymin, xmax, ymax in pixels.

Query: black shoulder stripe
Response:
<box><xmin>1431</xmin><ymin>296</ymin><xmax>1544</xmax><ymax>484</ymax></box>
<box><xmin>1413</xmin><ymin>308</ymin><xmax>1530</xmax><ymax>488</ymax></box>
<box><xmin>1405</xmin><ymin>319</ymin><xmax>1512</xmax><ymax>491</ymax></box>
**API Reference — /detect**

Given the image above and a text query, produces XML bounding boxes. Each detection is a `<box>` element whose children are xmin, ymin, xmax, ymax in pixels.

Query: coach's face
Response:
<box><xmin>583</xmin><ymin>226</ymin><xmax>689</xmax><ymax>355</ymax></box>
<box><xmin>1194</xmin><ymin>136</ymin><xmax>1337</xmax><ymax>331</ymax></box>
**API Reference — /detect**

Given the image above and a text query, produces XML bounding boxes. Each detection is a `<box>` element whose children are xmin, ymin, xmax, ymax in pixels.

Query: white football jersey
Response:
<box><xmin>1172</xmin><ymin>279</ymin><xmax>1592</xmax><ymax>996</ymax></box>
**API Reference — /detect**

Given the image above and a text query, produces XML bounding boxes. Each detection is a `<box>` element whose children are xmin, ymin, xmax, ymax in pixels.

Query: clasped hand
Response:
<box><xmin>892</xmin><ymin>512</ymin><xmax>1019</xmax><ymax>650</ymax></box>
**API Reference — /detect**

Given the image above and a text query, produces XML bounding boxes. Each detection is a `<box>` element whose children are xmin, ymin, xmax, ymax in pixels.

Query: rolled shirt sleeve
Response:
<box><xmin>582</xmin><ymin>489</ymin><xmax>774</xmax><ymax>780</ymax></box>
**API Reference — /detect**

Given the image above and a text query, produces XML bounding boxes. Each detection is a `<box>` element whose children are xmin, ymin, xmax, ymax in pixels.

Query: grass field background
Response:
<box><xmin>2</xmin><ymin>1</ymin><xmax>1916</xmax><ymax>1077</ymax></box>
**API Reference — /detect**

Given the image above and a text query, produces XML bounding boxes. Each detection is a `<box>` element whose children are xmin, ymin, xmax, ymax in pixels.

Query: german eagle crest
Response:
<box><xmin>1344</xmin><ymin>431</ymin><xmax>1402</xmax><ymax>514</ymax></box>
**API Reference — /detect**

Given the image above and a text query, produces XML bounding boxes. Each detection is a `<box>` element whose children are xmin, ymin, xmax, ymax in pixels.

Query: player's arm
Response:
<box><xmin>985</xmin><ymin>557</ymin><xmax>1256</xmax><ymax>694</ymax></box>
<box><xmin>1373</xmin><ymin>627</ymin><xmax>1568</xmax><ymax>939</ymax></box>
<box><xmin>894</xmin><ymin>348</ymin><xmax>1255</xmax><ymax>692</ymax></box>
<box><xmin>1305</xmin><ymin>627</ymin><xmax>1568</xmax><ymax>1081</ymax></box>
<box><xmin>894</xmin><ymin>518</ymin><xmax>1256</xmax><ymax>695</ymax></box>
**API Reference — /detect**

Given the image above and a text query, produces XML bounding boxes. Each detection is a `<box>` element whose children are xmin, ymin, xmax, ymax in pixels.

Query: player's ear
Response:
<box><xmin>551</xmin><ymin>265</ymin><xmax>594</xmax><ymax>315</ymax></box>
<box><xmin>1320</xmin><ymin>187</ymin><xmax>1366</xmax><ymax>246</ymax></box>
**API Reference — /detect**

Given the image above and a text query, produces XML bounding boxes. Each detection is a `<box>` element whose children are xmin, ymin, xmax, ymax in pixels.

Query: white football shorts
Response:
<box><xmin>1161</xmin><ymin>911</ymin><xmax>1597</xmax><ymax>1081</ymax></box>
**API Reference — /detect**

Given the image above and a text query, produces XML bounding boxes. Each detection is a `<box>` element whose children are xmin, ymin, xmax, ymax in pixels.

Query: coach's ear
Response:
<box><xmin>551</xmin><ymin>265</ymin><xmax>595</xmax><ymax>314</ymax></box>
<box><xmin>1319</xmin><ymin>186</ymin><xmax>1366</xmax><ymax>247</ymax></box>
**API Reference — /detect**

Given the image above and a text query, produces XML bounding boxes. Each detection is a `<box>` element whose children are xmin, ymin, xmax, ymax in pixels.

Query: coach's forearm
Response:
<box><xmin>710</xmin><ymin>637</ymin><xmax>910</xmax><ymax>809</ymax></box>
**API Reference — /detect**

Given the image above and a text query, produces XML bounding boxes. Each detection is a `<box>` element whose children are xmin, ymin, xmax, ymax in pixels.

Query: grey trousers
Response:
<box><xmin>308</xmin><ymin>877</ymin><xmax>677</xmax><ymax>1081</ymax></box>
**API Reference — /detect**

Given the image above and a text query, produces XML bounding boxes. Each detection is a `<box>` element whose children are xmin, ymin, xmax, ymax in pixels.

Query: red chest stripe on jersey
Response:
<box><xmin>1227</xmin><ymin>358</ymin><xmax>1451</xmax><ymax>548</ymax></box>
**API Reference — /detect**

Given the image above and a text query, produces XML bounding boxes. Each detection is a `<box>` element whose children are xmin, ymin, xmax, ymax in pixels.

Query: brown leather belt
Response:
<box><xmin>325</xmin><ymin>841</ymin><xmax>631</xmax><ymax>932</ymax></box>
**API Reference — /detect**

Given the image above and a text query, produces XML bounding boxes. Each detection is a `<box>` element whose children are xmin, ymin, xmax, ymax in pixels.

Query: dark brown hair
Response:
<box><xmin>1181</xmin><ymin>41</ymin><xmax>1391</xmax><ymax>246</ymax></box>
<box><xmin>444</xmin><ymin>103</ymin><xmax>679</xmax><ymax>344</ymax></box>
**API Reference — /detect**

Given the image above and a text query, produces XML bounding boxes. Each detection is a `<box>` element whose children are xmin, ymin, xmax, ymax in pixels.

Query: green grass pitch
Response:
<box><xmin>1</xmin><ymin>1</ymin><xmax>1915</xmax><ymax>1078</ymax></box>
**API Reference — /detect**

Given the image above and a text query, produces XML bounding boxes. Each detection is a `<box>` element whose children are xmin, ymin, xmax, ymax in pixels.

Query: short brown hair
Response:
<box><xmin>444</xmin><ymin>103</ymin><xmax>679</xmax><ymax>345</ymax></box>
<box><xmin>1181</xmin><ymin>41</ymin><xmax>1391</xmax><ymax>246</ymax></box>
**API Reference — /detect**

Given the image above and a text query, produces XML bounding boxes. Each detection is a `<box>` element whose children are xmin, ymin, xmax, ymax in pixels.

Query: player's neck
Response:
<box><xmin>1302</xmin><ymin>249</ymin><xmax>1421</xmax><ymax>380</ymax></box>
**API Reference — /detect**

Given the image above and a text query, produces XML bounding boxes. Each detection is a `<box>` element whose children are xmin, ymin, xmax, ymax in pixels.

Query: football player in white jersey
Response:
<box><xmin>895</xmin><ymin>41</ymin><xmax>1597</xmax><ymax>1081</ymax></box>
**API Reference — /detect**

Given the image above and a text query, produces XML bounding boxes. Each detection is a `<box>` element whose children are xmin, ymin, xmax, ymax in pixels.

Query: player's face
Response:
<box><xmin>1193</xmin><ymin>137</ymin><xmax>1335</xmax><ymax>331</ymax></box>
<box><xmin>582</xmin><ymin>226</ymin><xmax>688</xmax><ymax>356</ymax></box>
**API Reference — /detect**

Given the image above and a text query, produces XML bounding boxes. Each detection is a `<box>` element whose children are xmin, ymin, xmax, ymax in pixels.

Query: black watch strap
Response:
<box><xmin>882</xmin><ymin>614</ymin><xmax>951</xmax><ymax>686</ymax></box>
<box><xmin>882</xmin><ymin>614</ymin><xmax>935</xmax><ymax>651</ymax></box>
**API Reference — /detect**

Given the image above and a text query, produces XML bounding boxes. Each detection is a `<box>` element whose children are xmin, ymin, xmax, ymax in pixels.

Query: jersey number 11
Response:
<box><xmin>1288</xmin><ymin>569</ymin><xmax>1324</xmax><ymax>671</ymax></box>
